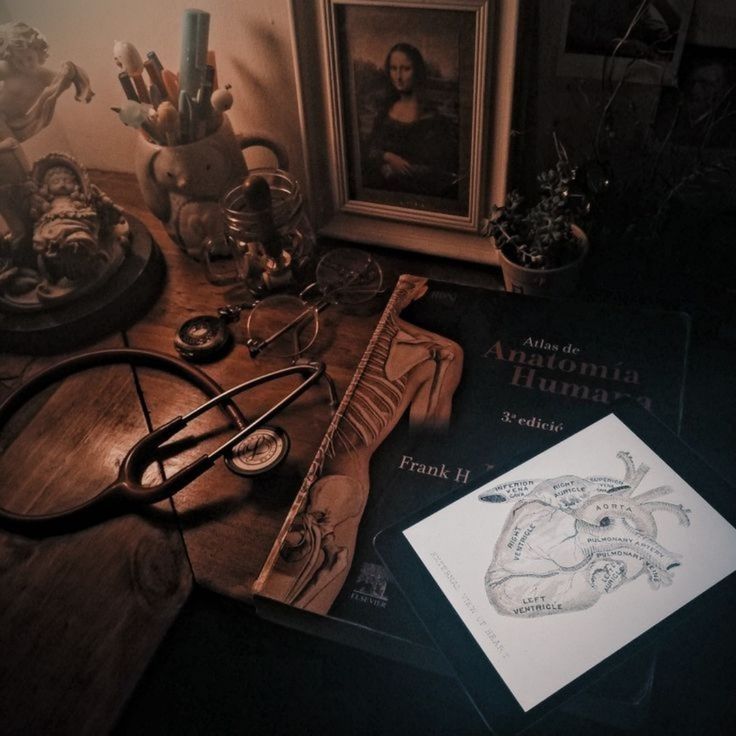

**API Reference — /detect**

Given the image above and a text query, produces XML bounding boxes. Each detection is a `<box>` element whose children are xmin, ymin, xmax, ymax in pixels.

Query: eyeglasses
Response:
<box><xmin>240</xmin><ymin>248</ymin><xmax>384</xmax><ymax>359</ymax></box>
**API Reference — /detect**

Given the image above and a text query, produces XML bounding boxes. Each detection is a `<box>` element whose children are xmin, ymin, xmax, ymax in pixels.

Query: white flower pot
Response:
<box><xmin>499</xmin><ymin>225</ymin><xmax>589</xmax><ymax>297</ymax></box>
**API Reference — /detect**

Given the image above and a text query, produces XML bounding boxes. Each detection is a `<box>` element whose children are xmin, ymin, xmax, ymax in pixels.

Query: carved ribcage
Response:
<box><xmin>330</xmin><ymin>315</ymin><xmax>407</xmax><ymax>455</ymax></box>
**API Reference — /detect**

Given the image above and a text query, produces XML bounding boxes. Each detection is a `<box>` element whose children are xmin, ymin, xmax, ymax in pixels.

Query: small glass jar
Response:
<box><xmin>220</xmin><ymin>168</ymin><xmax>315</xmax><ymax>286</ymax></box>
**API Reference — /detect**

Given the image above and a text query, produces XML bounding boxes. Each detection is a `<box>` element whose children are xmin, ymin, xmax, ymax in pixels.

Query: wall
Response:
<box><xmin>510</xmin><ymin>0</ymin><xmax>736</xmax><ymax>309</ymax></box>
<box><xmin>3</xmin><ymin>0</ymin><xmax>305</xmax><ymax>186</ymax></box>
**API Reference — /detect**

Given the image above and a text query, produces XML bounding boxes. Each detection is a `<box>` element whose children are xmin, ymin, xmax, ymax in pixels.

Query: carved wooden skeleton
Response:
<box><xmin>279</xmin><ymin>275</ymin><xmax>464</xmax><ymax>613</ymax></box>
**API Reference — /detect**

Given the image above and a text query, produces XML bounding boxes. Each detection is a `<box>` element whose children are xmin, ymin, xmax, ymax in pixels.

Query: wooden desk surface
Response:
<box><xmin>0</xmin><ymin>171</ymin><xmax>502</xmax><ymax>734</ymax></box>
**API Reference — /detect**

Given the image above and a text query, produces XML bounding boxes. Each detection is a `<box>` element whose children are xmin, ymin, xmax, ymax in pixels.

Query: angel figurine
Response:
<box><xmin>0</xmin><ymin>153</ymin><xmax>129</xmax><ymax>308</ymax></box>
<box><xmin>0</xmin><ymin>20</ymin><xmax>95</xmax><ymax>250</ymax></box>
<box><xmin>0</xmin><ymin>21</ymin><xmax>93</xmax><ymax>147</ymax></box>
<box><xmin>0</xmin><ymin>22</ymin><xmax>130</xmax><ymax>312</ymax></box>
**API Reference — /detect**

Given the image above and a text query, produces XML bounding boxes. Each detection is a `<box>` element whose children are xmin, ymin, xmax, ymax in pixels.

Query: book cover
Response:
<box><xmin>254</xmin><ymin>275</ymin><xmax>690</xmax><ymax>660</ymax></box>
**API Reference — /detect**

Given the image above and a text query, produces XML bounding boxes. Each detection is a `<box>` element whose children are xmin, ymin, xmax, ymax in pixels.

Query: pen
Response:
<box><xmin>131</xmin><ymin>73</ymin><xmax>151</xmax><ymax>104</ymax></box>
<box><xmin>195</xmin><ymin>64</ymin><xmax>214</xmax><ymax>139</ymax></box>
<box><xmin>162</xmin><ymin>69</ymin><xmax>180</xmax><ymax>106</ymax></box>
<box><xmin>118</xmin><ymin>71</ymin><xmax>139</xmax><ymax>102</ymax></box>
<box><xmin>201</xmin><ymin>64</ymin><xmax>215</xmax><ymax>111</ymax></box>
<box><xmin>144</xmin><ymin>56</ymin><xmax>171</xmax><ymax>104</ymax></box>
<box><xmin>146</xmin><ymin>50</ymin><xmax>164</xmax><ymax>72</ymax></box>
<box><xmin>157</xmin><ymin>100</ymin><xmax>180</xmax><ymax>145</ymax></box>
<box><xmin>149</xmin><ymin>84</ymin><xmax>163</xmax><ymax>109</ymax></box>
<box><xmin>140</xmin><ymin>118</ymin><xmax>164</xmax><ymax>145</ymax></box>
<box><xmin>207</xmin><ymin>49</ymin><xmax>218</xmax><ymax>89</ymax></box>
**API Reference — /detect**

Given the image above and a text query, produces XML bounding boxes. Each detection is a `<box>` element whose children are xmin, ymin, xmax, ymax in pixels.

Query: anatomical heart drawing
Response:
<box><xmin>481</xmin><ymin>451</ymin><xmax>691</xmax><ymax>618</ymax></box>
<box><xmin>403</xmin><ymin>413</ymin><xmax>736</xmax><ymax>712</ymax></box>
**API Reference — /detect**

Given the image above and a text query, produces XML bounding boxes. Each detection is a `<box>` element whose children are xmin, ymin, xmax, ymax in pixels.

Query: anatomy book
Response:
<box><xmin>254</xmin><ymin>275</ymin><xmax>691</xmax><ymax>668</ymax></box>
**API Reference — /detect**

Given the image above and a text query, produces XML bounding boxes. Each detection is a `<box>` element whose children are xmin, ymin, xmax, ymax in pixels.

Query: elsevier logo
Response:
<box><xmin>351</xmin><ymin>562</ymin><xmax>389</xmax><ymax>604</ymax></box>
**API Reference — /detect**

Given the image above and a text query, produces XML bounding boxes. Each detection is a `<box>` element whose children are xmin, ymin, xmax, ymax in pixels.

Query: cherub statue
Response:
<box><xmin>1</xmin><ymin>154</ymin><xmax>129</xmax><ymax>309</ymax></box>
<box><xmin>0</xmin><ymin>22</ymin><xmax>130</xmax><ymax>312</ymax></box>
<box><xmin>0</xmin><ymin>21</ymin><xmax>93</xmax><ymax>147</ymax></box>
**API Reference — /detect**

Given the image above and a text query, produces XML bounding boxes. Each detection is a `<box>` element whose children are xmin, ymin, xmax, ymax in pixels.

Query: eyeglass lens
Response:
<box><xmin>246</xmin><ymin>294</ymin><xmax>319</xmax><ymax>358</ymax></box>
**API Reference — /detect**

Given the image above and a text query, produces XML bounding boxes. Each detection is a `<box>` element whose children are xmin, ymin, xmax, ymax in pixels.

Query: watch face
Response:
<box><xmin>174</xmin><ymin>315</ymin><xmax>231</xmax><ymax>362</ymax></box>
<box><xmin>225</xmin><ymin>425</ymin><xmax>290</xmax><ymax>476</ymax></box>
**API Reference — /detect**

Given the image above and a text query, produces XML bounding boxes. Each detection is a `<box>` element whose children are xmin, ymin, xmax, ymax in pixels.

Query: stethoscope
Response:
<box><xmin>0</xmin><ymin>348</ymin><xmax>337</xmax><ymax>536</ymax></box>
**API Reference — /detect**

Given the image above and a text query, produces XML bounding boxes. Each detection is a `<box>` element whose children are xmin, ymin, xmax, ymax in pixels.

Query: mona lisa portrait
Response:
<box><xmin>335</xmin><ymin>3</ymin><xmax>478</xmax><ymax>217</ymax></box>
<box><xmin>364</xmin><ymin>42</ymin><xmax>458</xmax><ymax>199</ymax></box>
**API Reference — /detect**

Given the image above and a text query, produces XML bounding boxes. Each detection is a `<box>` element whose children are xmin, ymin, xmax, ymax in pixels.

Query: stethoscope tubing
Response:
<box><xmin>0</xmin><ymin>348</ymin><xmax>246</xmax><ymax>430</ymax></box>
<box><xmin>0</xmin><ymin>348</ymin><xmax>247</xmax><ymax>536</ymax></box>
<box><xmin>0</xmin><ymin>352</ymin><xmax>332</xmax><ymax>537</ymax></box>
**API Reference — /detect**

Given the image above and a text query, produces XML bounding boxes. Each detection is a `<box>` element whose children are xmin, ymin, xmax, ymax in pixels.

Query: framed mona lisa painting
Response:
<box><xmin>289</xmin><ymin>0</ymin><xmax>518</xmax><ymax>263</ymax></box>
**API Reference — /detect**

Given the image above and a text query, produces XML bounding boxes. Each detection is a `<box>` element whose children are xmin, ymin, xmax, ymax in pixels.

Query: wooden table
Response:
<box><xmin>5</xmin><ymin>174</ymin><xmax>734</xmax><ymax>736</ymax></box>
<box><xmin>0</xmin><ymin>172</ymin><xmax>502</xmax><ymax>735</ymax></box>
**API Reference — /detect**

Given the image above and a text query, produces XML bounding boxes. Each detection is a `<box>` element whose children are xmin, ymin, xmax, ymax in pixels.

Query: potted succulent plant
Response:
<box><xmin>482</xmin><ymin>146</ymin><xmax>590</xmax><ymax>297</ymax></box>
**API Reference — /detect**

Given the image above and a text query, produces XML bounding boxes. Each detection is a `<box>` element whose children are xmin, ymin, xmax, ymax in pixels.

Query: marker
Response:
<box><xmin>179</xmin><ymin>8</ymin><xmax>210</xmax><ymax>99</ymax></box>
<box><xmin>162</xmin><ymin>69</ymin><xmax>180</xmax><ymax>106</ymax></box>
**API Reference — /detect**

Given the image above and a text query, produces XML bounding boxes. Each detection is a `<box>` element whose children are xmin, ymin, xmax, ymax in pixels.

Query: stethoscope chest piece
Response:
<box><xmin>0</xmin><ymin>353</ymin><xmax>328</xmax><ymax>536</ymax></box>
<box><xmin>174</xmin><ymin>315</ymin><xmax>232</xmax><ymax>362</ymax></box>
<box><xmin>225</xmin><ymin>425</ymin><xmax>290</xmax><ymax>477</ymax></box>
<box><xmin>225</xmin><ymin>424</ymin><xmax>290</xmax><ymax>476</ymax></box>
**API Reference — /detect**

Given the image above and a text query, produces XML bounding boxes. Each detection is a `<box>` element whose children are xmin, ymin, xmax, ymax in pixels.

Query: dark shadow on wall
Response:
<box><xmin>508</xmin><ymin>1</ymin><xmax>736</xmax><ymax>331</ymax></box>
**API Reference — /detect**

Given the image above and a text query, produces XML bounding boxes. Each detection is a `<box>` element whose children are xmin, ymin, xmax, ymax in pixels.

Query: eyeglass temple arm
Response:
<box><xmin>246</xmin><ymin>298</ymin><xmax>329</xmax><ymax>358</ymax></box>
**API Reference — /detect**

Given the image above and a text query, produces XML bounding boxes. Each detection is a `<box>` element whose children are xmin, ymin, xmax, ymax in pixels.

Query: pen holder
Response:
<box><xmin>133</xmin><ymin>115</ymin><xmax>288</xmax><ymax>260</ymax></box>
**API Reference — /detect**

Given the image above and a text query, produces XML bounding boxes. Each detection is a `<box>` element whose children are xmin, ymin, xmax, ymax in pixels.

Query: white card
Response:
<box><xmin>404</xmin><ymin>414</ymin><xmax>736</xmax><ymax>712</ymax></box>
